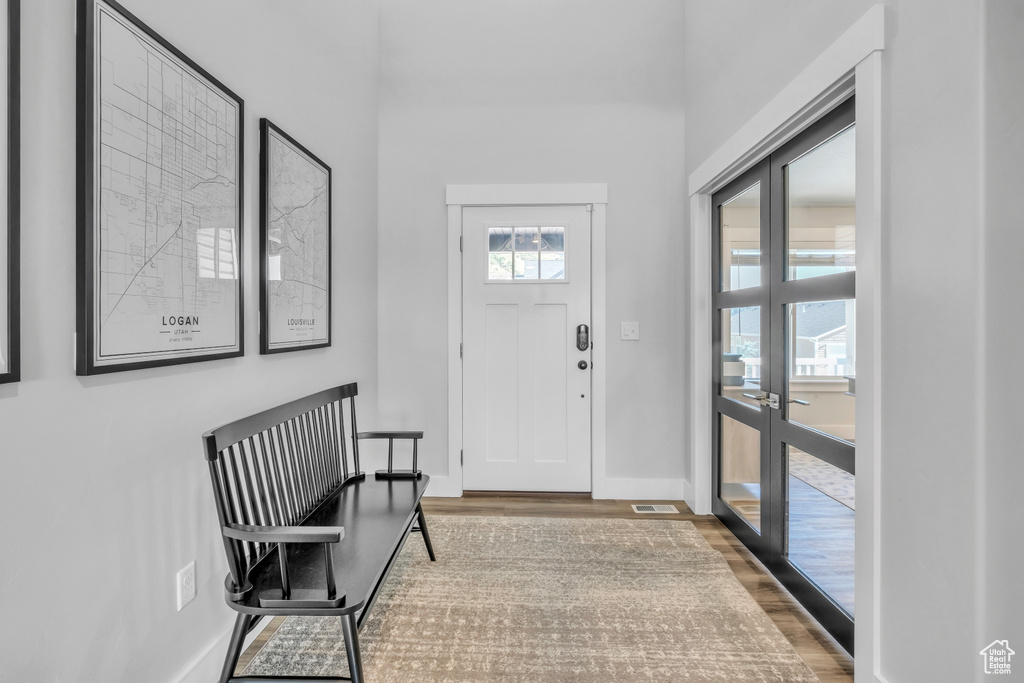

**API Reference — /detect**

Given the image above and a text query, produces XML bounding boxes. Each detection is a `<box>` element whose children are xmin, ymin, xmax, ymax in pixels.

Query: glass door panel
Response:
<box><xmin>786</xmin><ymin>445</ymin><xmax>855</xmax><ymax>615</ymax></box>
<box><xmin>773</xmin><ymin>100</ymin><xmax>856</xmax><ymax>650</ymax></box>
<box><xmin>721</xmin><ymin>415</ymin><xmax>762</xmax><ymax>531</ymax></box>
<box><xmin>787</xmin><ymin>299</ymin><xmax>856</xmax><ymax>442</ymax></box>
<box><xmin>786</xmin><ymin>126</ymin><xmax>856</xmax><ymax>281</ymax></box>
<box><xmin>713</xmin><ymin>161</ymin><xmax>770</xmax><ymax>557</ymax></box>
<box><xmin>721</xmin><ymin>306</ymin><xmax>762</xmax><ymax>408</ymax></box>
<box><xmin>721</xmin><ymin>182</ymin><xmax>762</xmax><ymax>291</ymax></box>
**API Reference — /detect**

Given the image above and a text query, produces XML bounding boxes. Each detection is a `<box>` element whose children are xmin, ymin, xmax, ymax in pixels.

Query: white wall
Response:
<box><xmin>377</xmin><ymin>0</ymin><xmax>688</xmax><ymax>496</ymax></box>
<box><xmin>0</xmin><ymin>1</ymin><xmax>380</xmax><ymax>680</ymax></box>
<box><xmin>687</xmin><ymin>1</ymin><xmax>1024</xmax><ymax>681</ymax></box>
<box><xmin>982</xmin><ymin>0</ymin><xmax>1024</xmax><ymax>672</ymax></box>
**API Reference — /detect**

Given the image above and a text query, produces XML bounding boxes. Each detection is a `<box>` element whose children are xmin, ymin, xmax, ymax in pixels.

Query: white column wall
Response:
<box><xmin>981</xmin><ymin>0</ymin><xmax>1024</xmax><ymax>674</ymax></box>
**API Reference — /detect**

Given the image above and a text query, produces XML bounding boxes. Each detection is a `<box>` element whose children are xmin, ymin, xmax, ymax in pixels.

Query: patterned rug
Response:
<box><xmin>242</xmin><ymin>516</ymin><xmax>820</xmax><ymax>682</ymax></box>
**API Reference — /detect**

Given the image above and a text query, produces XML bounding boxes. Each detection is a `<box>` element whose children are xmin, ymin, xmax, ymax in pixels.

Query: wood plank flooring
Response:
<box><xmin>239</xmin><ymin>493</ymin><xmax>854</xmax><ymax>682</ymax></box>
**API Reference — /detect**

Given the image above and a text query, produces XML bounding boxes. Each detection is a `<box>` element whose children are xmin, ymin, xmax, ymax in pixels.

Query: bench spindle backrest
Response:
<box><xmin>203</xmin><ymin>383</ymin><xmax>362</xmax><ymax>595</ymax></box>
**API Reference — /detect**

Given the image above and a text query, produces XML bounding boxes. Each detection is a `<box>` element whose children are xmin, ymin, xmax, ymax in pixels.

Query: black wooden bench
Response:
<box><xmin>203</xmin><ymin>383</ymin><xmax>435</xmax><ymax>683</ymax></box>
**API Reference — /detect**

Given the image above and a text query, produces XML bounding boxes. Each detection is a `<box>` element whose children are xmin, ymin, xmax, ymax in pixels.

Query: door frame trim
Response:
<box><xmin>446</xmin><ymin>184</ymin><xmax>609</xmax><ymax>498</ymax></box>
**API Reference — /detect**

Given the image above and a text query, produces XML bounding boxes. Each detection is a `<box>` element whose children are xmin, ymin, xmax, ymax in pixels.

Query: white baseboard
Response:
<box><xmin>598</xmin><ymin>477</ymin><xmax>687</xmax><ymax>500</ymax></box>
<box><xmin>174</xmin><ymin>625</ymin><xmax>229</xmax><ymax>683</ymax></box>
<box><xmin>422</xmin><ymin>474</ymin><xmax>462</xmax><ymax>498</ymax></box>
<box><xmin>174</xmin><ymin>617</ymin><xmax>272</xmax><ymax>683</ymax></box>
<box><xmin>682</xmin><ymin>478</ymin><xmax>694</xmax><ymax>507</ymax></box>
<box><xmin>423</xmin><ymin>476</ymin><xmax>686</xmax><ymax>500</ymax></box>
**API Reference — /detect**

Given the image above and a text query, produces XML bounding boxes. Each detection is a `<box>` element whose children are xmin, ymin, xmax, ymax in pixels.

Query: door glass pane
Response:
<box><xmin>786</xmin><ymin>126</ymin><xmax>855</xmax><ymax>281</ymax></box>
<box><xmin>787</xmin><ymin>300</ymin><xmax>855</xmax><ymax>442</ymax></box>
<box><xmin>539</xmin><ymin>227</ymin><xmax>566</xmax><ymax>280</ymax></box>
<box><xmin>514</xmin><ymin>227</ymin><xmax>540</xmax><ymax>279</ymax></box>
<box><xmin>720</xmin><ymin>183</ymin><xmax>761</xmax><ymax>291</ymax></box>
<box><xmin>786</xmin><ymin>445</ymin><xmax>855</xmax><ymax>615</ymax></box>
<box><xmin>489</xmin><ymin>226</ymin><xmax>567</xmax><ymax>282</ymax></box>
<box><xmin>488</xmin><ymin>227</ymin><xmax>513</xmax><ymax>280</ymax></box>
<box><xmin>721</xmin><ymin>306</ymin><xmax>762</xmax><ymax>408</ymax></box>
<box><xmin>720</xmin><ymin>415</ymin><xmax>761</xmax><ymax>531</ymax></box>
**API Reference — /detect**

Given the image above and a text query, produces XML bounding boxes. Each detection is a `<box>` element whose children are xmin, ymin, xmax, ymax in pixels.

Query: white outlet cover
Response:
<box><xmin>621</xmin><ymin>322</ymin><xmax>640</xmax><ymax>340</ymax></box>
<box><xmin>177</xmin><ymin>561</ymin><xmax>196</xmax><ymax>611</ymax></box>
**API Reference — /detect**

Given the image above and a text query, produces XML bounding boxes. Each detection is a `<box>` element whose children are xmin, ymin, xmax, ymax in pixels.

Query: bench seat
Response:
<box><xmin>235</xmin><ymin>473</ymin><xmax>431</xmax><ymax>619</ymax></box>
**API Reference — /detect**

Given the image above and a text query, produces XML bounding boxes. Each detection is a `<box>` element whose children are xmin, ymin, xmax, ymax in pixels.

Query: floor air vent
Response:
<box><xmin>631</xmin><ymin>504</ymin><xmax>679</xmax><ymax>514</ymax></box>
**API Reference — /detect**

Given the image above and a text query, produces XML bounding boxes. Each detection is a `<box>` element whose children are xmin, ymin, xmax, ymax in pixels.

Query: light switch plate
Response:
<box><xmin>621</xmin><ymin>322</ymin><xmax>640</xmax><ymax>341</ymax></box>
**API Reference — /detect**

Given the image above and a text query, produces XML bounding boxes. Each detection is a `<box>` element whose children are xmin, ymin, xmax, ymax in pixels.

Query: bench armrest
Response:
<box><xmin>223</xmin><ymin>523</ymin><xmax>345</xmax><ymax>544</ymax></box>
<box><xmin>358</xmin><ymin>431</ymin><xmax>424</xmax><ymax>477</ymax></box>
<box><xmin>357</xmin><ymin>431</ymin><xmax>423</xmax><ymax>440</ymax></box>
<box><xmin>223</xmin><ymin>523</ymin><xmax>347</xmax><ymax>608</ymax></box>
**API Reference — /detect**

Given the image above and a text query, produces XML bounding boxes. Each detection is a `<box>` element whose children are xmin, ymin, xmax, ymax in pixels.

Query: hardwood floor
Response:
<box><xmin>425</xmin><ymin>493</ymin><xmax>854</xmax><ymax>683</ymax></box>
<box><xmin>239</xmin><ymin>493</ymin><xmax>855</xmax><ymax>682</ymax></box>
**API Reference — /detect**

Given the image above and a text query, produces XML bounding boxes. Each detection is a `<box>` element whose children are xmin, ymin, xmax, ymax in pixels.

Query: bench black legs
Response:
<box><xmin>221</xmin><ymin>613</ymin><xmax>254</xmax><ymax>683</ymax></box>
<box><xmin>340</xmin><ymin>612</ymin><xmax>364</xmax><ymax>683</ymax></box>
<box><xmin>416</xmin><ymin>503</ymin><xmax>436</xmax><ymax>562</ymax></box>
<box><xmin>219</xmin><ymin>612</ymin><xmax>363</xmax><ymax>683</ymax></box>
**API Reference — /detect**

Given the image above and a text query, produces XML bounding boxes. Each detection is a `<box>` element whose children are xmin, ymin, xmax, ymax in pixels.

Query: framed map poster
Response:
<box><xmin>76</xmin><ymin>0</ymin><xmax>243</xmax><ymax>375</ymax></box>
<box><xmin>0</xmin><ymin>0</ymin><xmax>19</xmax><ymax>385</ymax></box>
<box><xmin>259</xmin><ymin>119</ymin><xmax>331</xmax><ymax>353</ymax></box>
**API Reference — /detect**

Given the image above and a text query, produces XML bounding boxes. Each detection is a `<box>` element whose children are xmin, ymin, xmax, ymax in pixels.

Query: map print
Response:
<box><xmin>266</xmin><ymin>128</ymin><xmax>330</xmax><ymax>349</ymax></box>
<box><xmin>94</xmin><ymin>4</ymin><xmax>240</xmax><ymax>365</ymax></box>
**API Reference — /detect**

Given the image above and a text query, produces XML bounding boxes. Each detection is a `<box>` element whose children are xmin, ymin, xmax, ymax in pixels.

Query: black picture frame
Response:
<box><xmin>0</xmin><ymin>0</ymin><xmax>19</xmax><ymax>385</ymax></box>
<box><xmin>259</xmin><ymin>119</ymin><xmax>332</xmax><ymax>354</ymax></box>
<box><xmin>76</xmin><ymin>0</ymin><xmax>244</xmax><ymax>375</ymax></box>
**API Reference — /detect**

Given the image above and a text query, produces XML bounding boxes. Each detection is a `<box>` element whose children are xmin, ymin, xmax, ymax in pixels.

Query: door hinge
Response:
<box><xmin>460</xmin><ymin>450</ymin><xmax>464</xmax><ymax>466</ymax></box>
<box><xmin>459</xmin><ymin>236</ymin><xmax>463</xmax><ymax>252</ymax></box>
<box><xmin>459</xmin><ymin>343</ymin><xmax>463</xmax><ymax>359</ymax></box>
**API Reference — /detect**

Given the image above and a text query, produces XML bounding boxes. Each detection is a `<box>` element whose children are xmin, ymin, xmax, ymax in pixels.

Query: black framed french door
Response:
<box><xmin>712</xmin><ymin>98</ymin><xmax>856</xmax><ymax>653</ymax></box>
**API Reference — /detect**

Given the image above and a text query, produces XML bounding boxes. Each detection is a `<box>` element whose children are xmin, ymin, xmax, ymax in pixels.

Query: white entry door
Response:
<box><xmin>462</xmin><ymin>205</ymin><xmax>592</xmax><ymax>492</ymax></box>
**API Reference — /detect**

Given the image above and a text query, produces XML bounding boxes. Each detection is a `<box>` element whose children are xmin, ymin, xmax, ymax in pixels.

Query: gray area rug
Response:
<box><xmin>242</xmin><ymin>515</ymin><xmax>820</xmax><ymax>682</ymax></box>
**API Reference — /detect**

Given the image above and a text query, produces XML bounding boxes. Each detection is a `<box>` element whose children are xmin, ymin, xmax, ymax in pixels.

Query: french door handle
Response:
<box><xmin>742</xmin><ymin>392</ymin><xmax>780</xmax><ymax>410</ymax></box>
<box><xmin>788</xmin><ymin>398</ymin><xmax>810</xmax><ymax>406</ymax></box>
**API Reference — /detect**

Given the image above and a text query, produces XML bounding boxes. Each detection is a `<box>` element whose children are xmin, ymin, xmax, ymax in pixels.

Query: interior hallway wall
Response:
<box><xmin>982</xmin><ymin>0</ymin><xmax>1024</xmax><ymax>672</ymax></box>
<box><xmin>0</xmin><ymin>1</ymin><xmax>381</xmax><ymax>680</ymax></box>
<box><xmin>376</xmin><ymin>0</ymin><xmax>688</xmax><ymax>494</ymax></box>
<box><xmin>687</xmin><ymin>1</ymin><xmax>1023</xmax><ymax>681</ymax></box>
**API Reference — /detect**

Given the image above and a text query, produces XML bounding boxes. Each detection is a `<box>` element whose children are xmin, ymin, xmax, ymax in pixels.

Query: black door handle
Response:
<box><xmin>578</xmin><ymin>360</ymin><xmax>588</xmax><ymax>370</ymax></box>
